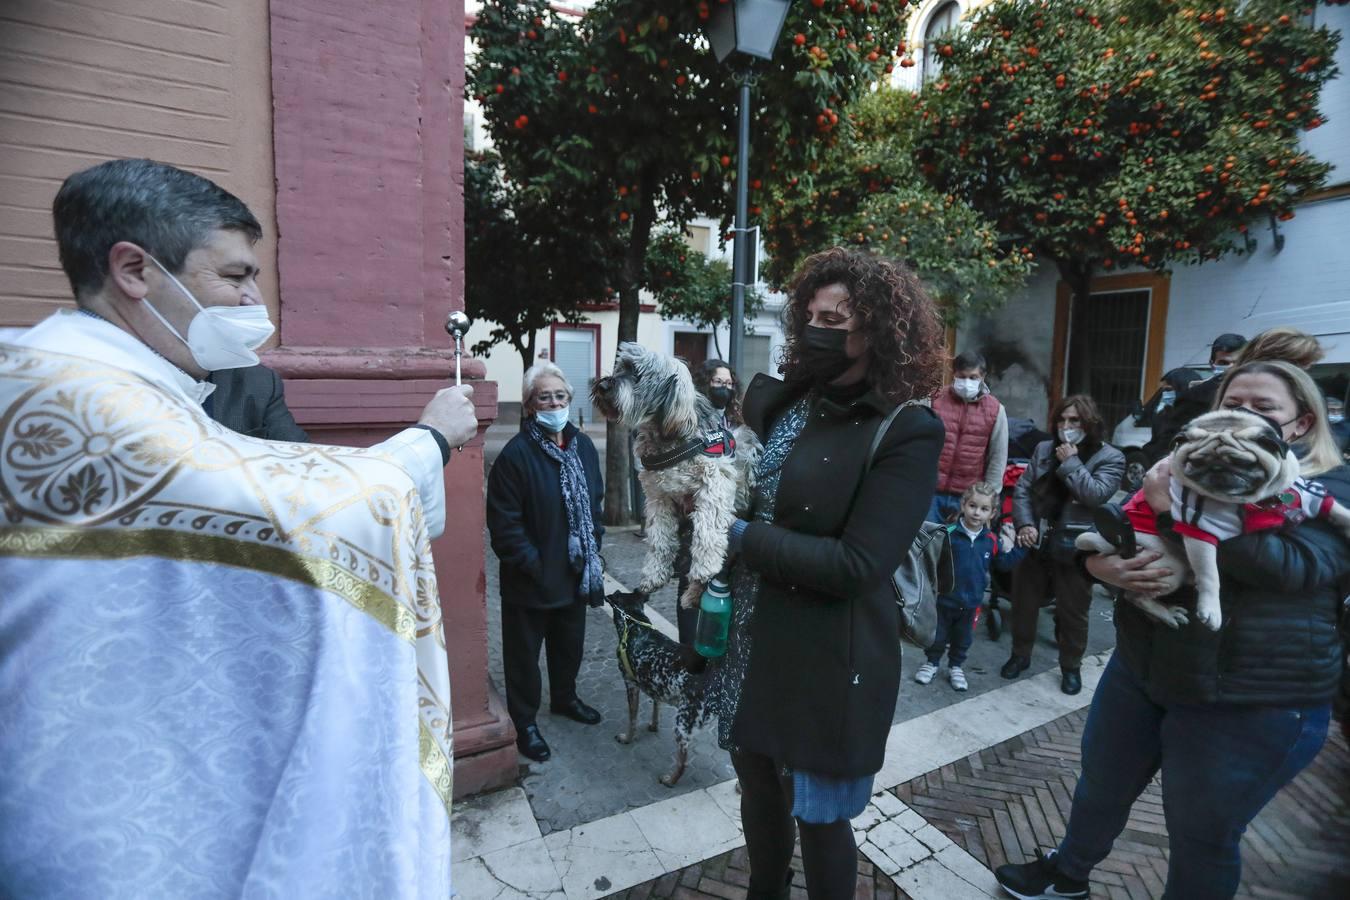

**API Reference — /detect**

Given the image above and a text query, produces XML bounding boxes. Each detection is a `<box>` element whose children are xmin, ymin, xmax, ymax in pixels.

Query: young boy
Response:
<box><xmin>915</xmin><ymin>482</ymin><xmax>1023</xmax><ymax>690</ymax></box>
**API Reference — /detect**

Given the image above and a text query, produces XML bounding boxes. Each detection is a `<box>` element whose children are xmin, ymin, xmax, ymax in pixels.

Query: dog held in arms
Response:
<box><xmin>1077</xmin><ymin>408</ymin><xmax>1350</xmax><ymax>630</ymax></box>
<box><xmin>591</xmin><ymin>343</ymin><xmax>760</xmax><ymax>785</ymax></box>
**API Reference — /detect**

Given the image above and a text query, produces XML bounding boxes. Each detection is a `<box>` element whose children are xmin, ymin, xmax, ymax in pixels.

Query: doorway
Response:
<box><xmin>673</xmin><ymin>331</ymin><xmax>710</xmax><ymax>370</ymax></box>
<box><xmin>552</xmin><ymin>325</ymin><xmax>599</xmax><ymax>425</ymax></box>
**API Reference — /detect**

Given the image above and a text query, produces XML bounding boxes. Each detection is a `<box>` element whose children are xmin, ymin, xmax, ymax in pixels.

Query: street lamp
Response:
<box><xmin>707</xmin><ymin>0</ymin><xmax>791</xmax><ymax>373</ymax></box>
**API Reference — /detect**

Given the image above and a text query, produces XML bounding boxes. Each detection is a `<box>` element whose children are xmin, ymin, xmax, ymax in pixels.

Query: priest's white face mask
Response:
<box><xmin>140</xmin><ymin>253</ymin><xmax>275</xmax><ymax>372</ymax></box>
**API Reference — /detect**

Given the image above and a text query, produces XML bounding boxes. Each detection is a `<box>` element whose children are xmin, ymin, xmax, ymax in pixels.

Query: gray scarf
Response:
<box><xmin>530</xmin><ymin>421</ymin><xmax>604</xmax><ymax>607</ymax></box>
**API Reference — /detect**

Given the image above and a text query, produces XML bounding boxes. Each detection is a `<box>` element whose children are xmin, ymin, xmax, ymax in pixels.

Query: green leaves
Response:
<box><xmin>761</xmin><ymin>89</ymin><xmax>1031</xmax><ymax>325</ymax></box>
<box><xmin>914</xmin><ymin>0</ymin><xmax>1340</xmax><ymax>280</ymax></box>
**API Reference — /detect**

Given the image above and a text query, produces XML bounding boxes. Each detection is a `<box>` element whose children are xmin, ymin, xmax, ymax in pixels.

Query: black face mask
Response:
<box><xmin>708</xmin><ymin>386</ymin><xmax>734</xmax><ymax>409</ymax></box>
<box><xmin>800</xmin><ymin>324</ymin><xmax>856</xmax><ymax>384</ymax></box>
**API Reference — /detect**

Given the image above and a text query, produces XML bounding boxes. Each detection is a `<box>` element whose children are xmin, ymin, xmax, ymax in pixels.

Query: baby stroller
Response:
<box><xmin>983</xmin><ymin>417</ymin><xmax>1051</xmax><ymax>640</ymax></box>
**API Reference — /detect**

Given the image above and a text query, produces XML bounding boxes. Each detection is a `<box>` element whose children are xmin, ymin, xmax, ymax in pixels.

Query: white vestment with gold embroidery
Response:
<box><xmin>0</xmin><ymin>312</ymin><xmax>455</xmax><ymax>899</ymax></box>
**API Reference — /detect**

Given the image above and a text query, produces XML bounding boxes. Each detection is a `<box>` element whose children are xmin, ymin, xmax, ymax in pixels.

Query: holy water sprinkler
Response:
<box><xmin>445</xmin><ymin>311</ymin><xmax>472</xmax><ymax>386</ymax></box>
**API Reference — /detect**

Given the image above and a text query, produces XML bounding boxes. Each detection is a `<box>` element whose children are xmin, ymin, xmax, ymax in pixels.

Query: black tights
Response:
<box><xmin>731</xmin><ymin>750</ymin><xmax>858</xmax><ymax>900</ymax></box>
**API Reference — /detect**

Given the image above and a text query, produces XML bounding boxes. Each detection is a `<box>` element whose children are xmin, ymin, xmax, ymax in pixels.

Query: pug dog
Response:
<box><xmin>592</xmin><ymin>343</ymin><xmax>760</xmax><ymax>608</ymax></box>
<box><xmin>1079</xmin><ymin>408</ymin><xmax>1350</xmax><ymax>631</ymax></box>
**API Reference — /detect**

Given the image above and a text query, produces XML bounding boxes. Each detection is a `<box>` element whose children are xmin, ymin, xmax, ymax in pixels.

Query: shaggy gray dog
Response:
<box><xmin>592</xmin><ymin>343</ymin><xmax>759</xmax><ymax>608</ymax></box>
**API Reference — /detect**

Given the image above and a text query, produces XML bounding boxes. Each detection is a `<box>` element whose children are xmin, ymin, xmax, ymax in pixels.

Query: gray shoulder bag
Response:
<box><xmin>866</xmin><ymin>400</ymin><xmax>954</xmax><ymax>648</ymax></box>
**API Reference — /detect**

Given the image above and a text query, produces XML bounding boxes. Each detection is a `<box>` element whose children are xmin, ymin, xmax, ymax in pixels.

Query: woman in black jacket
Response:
<box><xmin>712</xmin><ymin>248</ymin><xmax>946</xmax><ymax>899</ymax></box>
<box><xmin>996</xmin><ymin>360</ymin><xmax>1350</xmax><ymax>900</ymax></box>
<box><xmin>486</xmin><ymin>362</ymin><xmax>605</xmax><ymax>763</ymax></box>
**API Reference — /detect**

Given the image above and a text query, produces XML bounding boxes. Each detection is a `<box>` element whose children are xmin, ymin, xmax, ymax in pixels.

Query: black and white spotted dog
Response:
<box><xmin>608</xmin><ymin>590</ymin><xmax>716</xmax><ymax>787</ymax></box>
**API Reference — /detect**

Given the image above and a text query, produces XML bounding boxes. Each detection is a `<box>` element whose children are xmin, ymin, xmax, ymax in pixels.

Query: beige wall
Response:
<box><xmin>0</xmin><ymin>0</ymin><xmax>277</xmax><ymax>329</ymax></box>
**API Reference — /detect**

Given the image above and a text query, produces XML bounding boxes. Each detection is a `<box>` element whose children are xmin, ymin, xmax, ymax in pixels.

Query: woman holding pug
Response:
<box><xmin>712</xmin><ymin>248</ymin><xmax>945</xmax><ymax>899</ymax></box>
<box><xmin>1002</xmin><ymin>395</ymin><xmax>1125</xmax><ymax>695</ymax></box>
<box><xmin>995</xmin><ymin>359</ymin><xmax>1350</xmax><ymax>900</ymax></box>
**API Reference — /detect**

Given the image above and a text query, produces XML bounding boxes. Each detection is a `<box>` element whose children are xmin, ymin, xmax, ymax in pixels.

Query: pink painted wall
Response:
<box><xmin>266</xmin><ymin>0</ymin><xmax>514</xmax><ymax>796</ymax></box>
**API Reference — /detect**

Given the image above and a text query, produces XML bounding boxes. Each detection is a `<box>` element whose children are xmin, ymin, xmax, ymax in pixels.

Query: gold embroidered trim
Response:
<box><xmin>419</xmin><ymin>719</ymin><xmax>454</xmax><ymax>818</ymax></box>
<box><xmin>0</xmin><ymin>526</ymin><xmax>416</xmax><ymax>643</ymax></box>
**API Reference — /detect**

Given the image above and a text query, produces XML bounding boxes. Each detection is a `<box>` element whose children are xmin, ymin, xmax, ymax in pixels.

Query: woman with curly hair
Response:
<box><xmin>692</xmin><ymin>357</ymin><xmax>744</xmax><ymax>428</ymax></box>
<box><xmin>711</xmin><ymin>247</ymin><xmax>946</xmax><ymax>899</ymax></box>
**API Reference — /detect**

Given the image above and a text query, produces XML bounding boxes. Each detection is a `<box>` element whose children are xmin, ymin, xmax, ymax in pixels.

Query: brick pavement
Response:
<box><xmin>892</xmin><ymin>708</ymin><xmax>1350</xmax><ymax>900</ymax></box>
<box><xmin>607</xmin><ymin>842</ymin><xmax>915</xmax><ymax>900</ymax></box>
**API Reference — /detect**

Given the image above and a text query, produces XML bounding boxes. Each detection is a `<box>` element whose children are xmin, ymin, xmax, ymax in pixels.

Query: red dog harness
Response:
<box><xmin>639</xmin><ymin>426</ymin><xmax>737</xmax><ymax>471</ymax></box>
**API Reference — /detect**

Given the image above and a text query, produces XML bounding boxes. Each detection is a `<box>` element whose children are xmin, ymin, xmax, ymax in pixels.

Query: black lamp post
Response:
<box><xmin>707</xmin><ymin>0</ymin><xmax>791</xmax><ymax>373</ymax></box>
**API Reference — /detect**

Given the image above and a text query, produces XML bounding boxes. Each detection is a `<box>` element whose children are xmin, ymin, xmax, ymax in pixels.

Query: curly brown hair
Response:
<box><xmin>779</xmin><ymin>247</ymin><xmax>946</xmax><ymax>404</ymax></box>
<box><xmin>692</xmin><ymin>358</ymin><xmax>744</xmax><ymax>427</ymax></box>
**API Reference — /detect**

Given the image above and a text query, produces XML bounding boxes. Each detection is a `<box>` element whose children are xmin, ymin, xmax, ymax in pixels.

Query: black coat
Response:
<box><xmin>486</xmin><ymin>423</ymin><xmax>604</xmax><ymax>610</ymax></box>
<box><xmin>732</xmin><ymin>375</ymin><xmax>945</xmax><ymax>778</ymax></box>
<box><xmin>205</xmin><ymin>365</ymin><xmax>308</xmax><ymax>442</ymax></box>
<box><xmin>1114</xmin><ymin>465</ymin><xmax>1350</xmax><ymax>707</ymax></box>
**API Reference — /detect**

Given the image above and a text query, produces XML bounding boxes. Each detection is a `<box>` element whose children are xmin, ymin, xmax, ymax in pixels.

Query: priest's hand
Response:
<box><xmin>420</xmin><ymin>385</ymin><xmax>477</xmax><ymax>448</ymax></box>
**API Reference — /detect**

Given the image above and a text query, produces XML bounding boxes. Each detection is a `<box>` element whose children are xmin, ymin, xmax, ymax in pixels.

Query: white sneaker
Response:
<box><xmin>949</xmin><ymin>666</ymin><xmax>969</xmax><ymax>691</ymax></box>
<box><xmin>914</xmin><ymin>662</ymin><xmax>938</xmax><ymax>685</ymax></box>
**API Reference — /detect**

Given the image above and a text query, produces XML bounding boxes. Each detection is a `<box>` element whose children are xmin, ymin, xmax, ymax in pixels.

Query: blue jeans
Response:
<box><xmin>927</xmin><ymin>492</ymin><xmax>961</xmax><ymax>524</ymax></box>
<box><xmin>1056</xmin><ymin>654</ymin><xmax>1330</xmax><ymax>899</ymax></box>
<box><xmin>925</xmin><ymin>602</ymin><xmax>977</xmax><ymax>666</ymax></box>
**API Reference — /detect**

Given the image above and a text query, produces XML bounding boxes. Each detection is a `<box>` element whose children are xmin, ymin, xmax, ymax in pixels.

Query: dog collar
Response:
<box><xmin>639</xmin><ymin>426</ymin><xmax>736</xmax><ymax>471</ymax></box>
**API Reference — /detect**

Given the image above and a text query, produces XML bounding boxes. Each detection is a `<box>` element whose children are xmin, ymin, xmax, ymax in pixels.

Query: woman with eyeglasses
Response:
<box><xmin>486</xmin><ymin>362</ymin><xmax>605</xmax><ymax>764</ymax></box>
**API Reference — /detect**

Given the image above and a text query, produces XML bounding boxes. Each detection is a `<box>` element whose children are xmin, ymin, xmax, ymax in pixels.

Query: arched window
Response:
<box><xmin>922</xmin><ymin>1</ymin><xmax>960</xmax><ymax>84</ymax></box>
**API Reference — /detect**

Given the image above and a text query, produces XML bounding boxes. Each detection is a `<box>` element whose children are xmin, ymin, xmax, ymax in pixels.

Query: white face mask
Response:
<box><xmin>952</xmin><ymin>377</ymin><xmax>982</xmax><ymax>401</ymax></box>
<box><xmin>141</xmin><ymin>255</ymin><xmax>275</xmax><ymax>371</ymax></box>
<box><xmin>1059</xmin><ymin>427</ymin><xmax>1086</xmax><ymax>446</ymax></box>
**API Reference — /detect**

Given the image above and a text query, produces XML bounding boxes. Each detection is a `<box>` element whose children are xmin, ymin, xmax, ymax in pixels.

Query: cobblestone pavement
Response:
<box><xmin>606</xmin><ymin>843</ymin><xmax>915</xmax><ymax>900</ymax></box>
<box><xmin>891</xmin><ymin>708</ymin><xmax>1350</xmax><ymax>900</ymax></box>
<box><xmin>484</xmin><ymin>524</ymin><xmax>1118</xmax><ymax>836</ymax></box>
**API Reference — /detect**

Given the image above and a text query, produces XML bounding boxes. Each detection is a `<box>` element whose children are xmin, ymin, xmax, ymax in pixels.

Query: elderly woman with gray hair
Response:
<box><xmin>486</xmin><ymin>362</ymin><xmax>606</xmax><ymax>762</ymax></box>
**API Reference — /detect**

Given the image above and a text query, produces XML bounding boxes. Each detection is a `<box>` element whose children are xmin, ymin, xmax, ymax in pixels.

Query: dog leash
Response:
<box><xmin>607</xmin><ymin>599</ymin><xmax>663</xmax><ymax>682</ymax></box>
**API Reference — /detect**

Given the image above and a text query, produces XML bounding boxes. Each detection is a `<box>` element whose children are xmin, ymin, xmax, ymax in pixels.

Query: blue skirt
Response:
<box><xmin>791</xmin><ymin>770</ymin><xmax>875</xmax><ymax>824</ymax></box>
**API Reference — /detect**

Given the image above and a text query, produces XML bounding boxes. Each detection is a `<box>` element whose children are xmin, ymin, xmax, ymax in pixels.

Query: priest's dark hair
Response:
<box><xmin>52</xmin><ymin>158</ymin><xmax>263</xmax><ymax>299</ymax></box>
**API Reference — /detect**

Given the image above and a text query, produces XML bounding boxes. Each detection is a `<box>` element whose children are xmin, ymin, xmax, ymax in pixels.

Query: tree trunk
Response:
<box><xmin>604</xmin><ymin>169</ymin><xmax>659</xmax><ymax>526</ymax></box>
<box><xmin>712</xmin><ymin>328</ymin><xmax>723</xmax><ymax>360</ymax></box>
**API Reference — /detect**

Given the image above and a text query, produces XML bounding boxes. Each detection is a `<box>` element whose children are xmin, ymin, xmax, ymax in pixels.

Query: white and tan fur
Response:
<box><xmin>1078</xmin><ymin>409</ymin><xmax>1350</xmax><ymax>631</ymax></box>
<box><xmin>592</xmin><ymin>343</ymin><xmax>760</xmax><ymax>608</ymax></box>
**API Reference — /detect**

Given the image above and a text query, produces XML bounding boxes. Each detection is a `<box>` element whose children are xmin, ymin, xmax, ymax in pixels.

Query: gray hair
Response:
<box><xmin>53</xmin><ymin>158</ymin><xmax>262</xmax><ymax>298</ymax></box>
<box><xmin>522</xmin><ymin>361</ymin><xmax>573</xmax><ymax>410</ymax></box>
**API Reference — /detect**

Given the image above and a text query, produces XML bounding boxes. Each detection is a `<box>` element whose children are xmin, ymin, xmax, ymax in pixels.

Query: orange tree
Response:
<box><xmin>469</xmin><ymin>0</ymin><xmax>912</xmax><ymax>522</ymax></box>
<box><xmin>762</xmin><ymin>87</ymin><xmax>1033</xmax><ymax>324</ymax></box>
<box><xmin>912</xmin><ymin>0</ymin><xmax>1340</xmax><ymax>304</ymax></box>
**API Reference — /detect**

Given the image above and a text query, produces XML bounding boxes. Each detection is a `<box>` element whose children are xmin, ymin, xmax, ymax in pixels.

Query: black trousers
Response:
<box><xmin>502</xmin><ymin>600</ymin><xmax>587</xmax><ymax>730</ymax></box>
<box><xmin>731</xmin><ymin>750</ymin><xmax>858</xmax><ymax>900</ymax></box>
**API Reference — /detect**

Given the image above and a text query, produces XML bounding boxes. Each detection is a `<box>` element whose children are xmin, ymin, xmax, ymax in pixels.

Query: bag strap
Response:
<box><xmin>866</xmin><ymin>397</ymin><xmax>930</xmax><ymax>472</ymax></box>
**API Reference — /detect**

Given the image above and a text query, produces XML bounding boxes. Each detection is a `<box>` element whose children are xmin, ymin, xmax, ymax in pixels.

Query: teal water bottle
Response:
<box><xmin>693</xmin><ymin>578</ymin><xmax>733</xmax><ymax>659</ymax></box>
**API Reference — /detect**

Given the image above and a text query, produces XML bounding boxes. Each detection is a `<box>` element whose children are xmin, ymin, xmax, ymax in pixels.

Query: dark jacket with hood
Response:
<box><xmin>730</xmin><ymin>374</ymin><xmax>945</xmax><ymax>778</ymax></box>
<box><xmin>486</xmin><ymin>421</ymin><xmax>604</xmax><ymax>610</ymax></box>
<box><xmin>1113</xmin><ymin>465</ymin><xmax>1350</xmax><ymax>707</ymax></box>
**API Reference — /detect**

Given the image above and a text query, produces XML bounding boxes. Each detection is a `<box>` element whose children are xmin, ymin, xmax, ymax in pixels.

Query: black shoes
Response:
<box><xmin>1001</xmin><ymin>655</ymin><xmax>1031</xmax><ymax>679</ymax></box>
<box><xmin>516</xmin><ymin>724</ymin><xmax>551</xmax><ymax>762</ymax></box>
<box><xmin>1061</xmin><ymin>669</ymin><xmax>1082</xmax><ymax>695</ymax></box>
<box><xmin>551</xmin><ymin>698</ymin><xmax>602</xmax><ymax>725</ymax></box>
<box><xmin>994</xmin><ymin>848</ymin><xmax>1089</xmax><ymax>899</ymax></box>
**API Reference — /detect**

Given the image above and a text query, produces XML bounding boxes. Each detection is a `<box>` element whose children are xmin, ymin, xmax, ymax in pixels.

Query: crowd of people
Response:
<box><xmin>1</xmin><ymin>159</ymin><xmax>1347</xmax><ymax>900</ymax></box>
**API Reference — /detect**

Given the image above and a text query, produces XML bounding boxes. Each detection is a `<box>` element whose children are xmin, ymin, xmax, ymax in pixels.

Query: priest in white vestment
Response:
<box><xmin>0</xmin><ymin>159</ymin><xmax>479</xmax><ymax>899</ymax></box>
